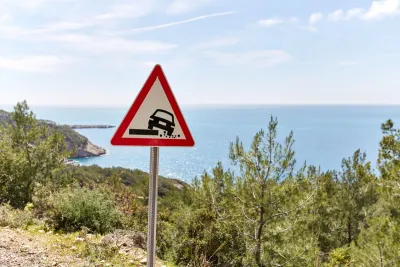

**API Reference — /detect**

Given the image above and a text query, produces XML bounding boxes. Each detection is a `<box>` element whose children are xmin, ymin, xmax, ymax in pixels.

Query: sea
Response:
<box><xmin>2</xmin><ymin>105</ymin><xmax>400</xmax><ymax>182</ymax></box>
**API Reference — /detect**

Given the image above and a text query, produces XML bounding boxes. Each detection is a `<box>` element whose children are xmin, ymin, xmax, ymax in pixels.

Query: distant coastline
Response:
<box><xmin>69</xmin><ymin>125</ymin><xmax>115</xmax><ymax>129</ymax></box>
<box><xmin>1</xmin><ymin>109</ymin><xmax>108</xmax><ymax>159</ymax></box>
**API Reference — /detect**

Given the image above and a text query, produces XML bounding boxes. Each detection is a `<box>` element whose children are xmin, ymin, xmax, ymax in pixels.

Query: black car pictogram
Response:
<box><xmin>148</xmin><ymin>109</ymin><xmax>175</xmax><ymax>136</ymax></box>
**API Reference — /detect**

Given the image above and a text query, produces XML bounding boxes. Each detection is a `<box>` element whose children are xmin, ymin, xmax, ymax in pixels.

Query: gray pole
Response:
<box><xmin>147</xmin><ymin>147</ymin><xmax>159</xmax><ymax>267</ymax></box>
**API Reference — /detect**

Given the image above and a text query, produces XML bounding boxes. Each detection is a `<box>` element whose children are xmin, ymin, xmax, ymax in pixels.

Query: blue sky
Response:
<box><xmin>0</xmin><ymin>0</ymin><xmax>399</xmax><ymax>106</ymax></box>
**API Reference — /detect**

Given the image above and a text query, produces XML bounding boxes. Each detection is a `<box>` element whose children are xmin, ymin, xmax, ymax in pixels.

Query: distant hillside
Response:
<box><xmin>61</xmin><ymin>165</ymin><xmax>189</xmax><ymax>197</ymax></box>
<box><xmin>0</xmin><ymin>110</ymin><xmax>106</xmax><ymax>158</ymax></box>
<box><xmin>0</xmin><ymin>110</ymin><xmax>13</xmax><ymax>124</ymax></box>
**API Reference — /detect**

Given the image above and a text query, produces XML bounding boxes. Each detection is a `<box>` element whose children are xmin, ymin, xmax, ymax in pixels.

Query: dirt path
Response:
<box><xmin>0</xmin><ymin>227</ymin><xmax>169</xmax><ymax>267</ymax></box>
<box><xmin>0</xmin><ymin>227</ymin><xmax>87</xmax><ymax>267</ymax></box>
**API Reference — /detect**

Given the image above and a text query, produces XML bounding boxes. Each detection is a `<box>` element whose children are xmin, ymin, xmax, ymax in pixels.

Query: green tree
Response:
<box><xmin>0</xmin><ymin>101</ymin><xmax>71</xmax><ymax>208</ymax></box>
<box><xmin>348</xmin><ymin>120</ymin><xmax>400</xmax><ymax>266</ymax></box>
<box><xmin>305</xmin><ymin>168</ymin><xmax>342</xmax><ymax>258</ymax></box>
<box><xmin>229</xmin><ymin>116</ymin><xmax>315</xmax><ymax>266</ymax></box>
<box><xmin>351</xmin><ymin>216</ymin><xmax>400</xmax><ymax>266</ymax></box>
<box><xmin>305</xmin><ymin>150</ymin><xmax>378</xmax><ymax>262</ymax></box>
<box><xmin>339</xmin><ymin>149</ymin><xmax>378</xmax><ymax>246</ymax></box>
<box><xmin>167</xmin><ymin>163</ymin><xmax>245</xmax><ymax>266</ymax></box>
<box><xmin>378</xmin><ymin>119</ymin><xmax>400</xmax><ymax>211</ymax></box>
<box><xmin>379</xmin><ymin>119</ymin><xmax>400</xmax><ymax>180</ymax></box>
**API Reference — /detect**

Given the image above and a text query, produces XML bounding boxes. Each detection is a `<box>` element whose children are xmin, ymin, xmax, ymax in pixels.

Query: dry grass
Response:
<box><xmin>0</xmin><ymin>204</ymin><xmax>171</xmax><ymax>266</ymax></box>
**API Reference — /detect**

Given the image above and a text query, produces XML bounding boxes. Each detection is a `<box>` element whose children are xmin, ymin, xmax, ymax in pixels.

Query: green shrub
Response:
<box><xmin>83</xmin><ymin>238</ymin><xmax>120</xmax><ymax>263</ymax></box>
<box><xmin>0</xmin><ymin>203</ymin><xmax>36</xmax><ymax>229</ymax></box>
<box><xmin>326</xmin><ymin>247</ymin><xmax>352</xmax><ymax>266</ymax></box>
<box><xmin>51</xmin><ymin>187</ymin><xmax>122</xmax><ymax>234</ymax></box>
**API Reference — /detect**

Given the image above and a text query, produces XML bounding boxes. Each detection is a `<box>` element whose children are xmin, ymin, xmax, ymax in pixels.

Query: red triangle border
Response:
<box><xmin>110</xmin><ymin>65</ymin><xmax>195</xmax><ymax>147</ymax></box>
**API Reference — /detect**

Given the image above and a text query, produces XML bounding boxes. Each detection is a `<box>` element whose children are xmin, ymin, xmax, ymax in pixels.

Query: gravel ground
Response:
<box><xmin>0</xmin><ymin>227</ymin><xmax>87</xmax><ymax>267</ymax></box>
<box><xmin>0</xmin><ymin>227</ymin><xmax>167</xmax><ymax>267</ymax></box>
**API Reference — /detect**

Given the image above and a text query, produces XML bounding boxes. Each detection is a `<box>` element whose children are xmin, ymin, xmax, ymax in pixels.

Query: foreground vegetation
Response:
<box><xmin>0</xmin><ymin>205</ymin><xmax>167</xmax><ymax>266</ymax></box>
<box><xmin>0</xmin><ymin>101</ymin><xmax>399</xmax><ymax>266</ymax></box>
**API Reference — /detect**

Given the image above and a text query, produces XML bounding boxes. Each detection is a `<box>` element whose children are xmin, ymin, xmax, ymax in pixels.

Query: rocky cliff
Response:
<box><xmin>0</xmin><ymin>110</ymin><xmax>106</xmax><ymax>158</ymax></box>
<box><xmin>54</xmin><ymin>124</ymin><xmax>106</xmax><ymax>158</ymax></box>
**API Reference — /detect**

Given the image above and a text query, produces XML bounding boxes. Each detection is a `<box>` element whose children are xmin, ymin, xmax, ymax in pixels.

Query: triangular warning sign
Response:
<box><xmin>111</xmin><ymin>64</ymin><xmax>195</xmax><ymax>147</ymax></box>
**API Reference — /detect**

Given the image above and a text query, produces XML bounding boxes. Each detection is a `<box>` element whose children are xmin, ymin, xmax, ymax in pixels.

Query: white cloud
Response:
<box><xmin>363</xmin><ymin>0</ymin><xmax>400</xmax><ymax>20</ymax></box>
<box><xmin>0</xmin><ymin>56</ymin><xmax>76</xmax><ymax>72</ymax></box>
<box><xmin>309</xmin><ymin>12</ymin><xmax>323</xmax><ymax>24</ymax></box>
<box><xmin>259</xmin><ymin>17</ymin><xmax>298</xmax><ymax>27</ymax></box>
<box><xmin>0</xmin><ymin>14</ymin><xmax>12</xmax><ymax>22</ymax></box>
<box><xmin>193</xmin><ymin>36</ymin><xmax>239</xmax><ymax>50</ymax></box>
<box><xmin>259</xmin><ymin>18</ymin><xmax>284</xmax><ymax>26</ymax></box>
<box><xmin>347</xmin><ymin>8</ymin><xmax>364</xmax><ymax>19</ymax></box>
<box><xmin>43</xmin><ymin>34</ymin><xmax>178</xmax><ymax>54</ymax></box>
<box><xmin>337</xmin><ymin>60</ymin><xmax>364</xmax><ymax>66</ymax></box>
<box><xmin>0</xmin><ymin>22</ymin><xmax>95</xmax><ymax>40</ymax></box>
<box><xmin>203</xmin><ymin>50</ymin><xmax>291</xmax><ymax>67</ymax></box>
<box><xmin>328</xmin><ymin>8</ymin><xmax>363</xmax><ymax>21</ymax></box>
<box><xmin>328</xmin><ymin>10</ymin><xmax>344</xmax><ymax>21</ymax></box>
<box><xmin>96</xmin><ymin>0</ymin><xmax>154</xmax><ymax>20</ymax></box>
<box><xmin>115</xmin><ymin>11</ymin><xmax>236</xmax><ymax>34</ymax></box>
<box><xmin>3</xmin><ymin>0</ymin><xmax>75</xmax><ymax>8</ymax></box>
<box><xmin>0</xmin><ymin>25</ymin><xmax>49</xmax><ymax>39</ymax></box>
<box><xmin>0</xmin><ymin>20</ymin><xmax>95</xmax><ymax>40</ymax></box>
<box><xmin>297</xmin><ymin>25</ymin><xmax>318</xmax><ymax>32</ymax></box>
<box><xmin>140</xmin><ymin>57</ymin><xmax>193</xmax><ymax>70</ymax></box>
<box><xmin>0</xmin><ymin>19</ymin><xmax>179</xmax><ymax>55</ymax></box>
<box><xmin>46</xmin><ymin>21</ymin><xmax>93</xmax><ymax>31</ymax></box>
<box><xmin>166</xmin><ymin>0</ymin><xmax>213</xmax><ymax>15</ymax></box>
<box><xmin>1</xmin><ymin>0</ymin><xmax>235</xmax><ymax>39</ymax></box>
<box><xmin>328</xmin><ymin>0</ymin><xmax>399</xmax><ymax>21</ymax></box>
<box><xmin>42</xmin><ymin>33</ymin><xmax>90</xmax><ymax>42</ymax></box>
<box><xmin>79</xmin><ymin>39</ymin><xmax>177</xmax><ymax>54</ymax></box>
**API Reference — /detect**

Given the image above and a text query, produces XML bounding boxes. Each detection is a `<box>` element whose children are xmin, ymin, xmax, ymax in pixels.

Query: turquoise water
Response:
<box><xmin>2</xmin><ymin>105</ymin><xmax>400</xmax><ymax>182</ymax></box>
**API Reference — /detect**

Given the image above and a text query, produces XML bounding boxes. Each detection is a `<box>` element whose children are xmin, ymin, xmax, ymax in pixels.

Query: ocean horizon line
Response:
<box><xmin>2</xmin><ymin>103</ymin><xmax>400</xmax><ymax>110</ymax></box>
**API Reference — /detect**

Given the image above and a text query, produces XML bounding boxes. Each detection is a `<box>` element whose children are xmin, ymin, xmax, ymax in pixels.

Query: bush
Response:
<box><xmin>50</xmin><ymin>187</ymin><xmax>122</xmax><ymax>234</ymax></box>
<box><xmin>327</xmin><ymin>247</ymin><xmax>352</xmax><ymax>266</ymax></box>
<box><xmin>0</xmin><ymin>204</ymin><xmax>36</xmax><ymax>229</ymax></box>
<box><xmin>83</xmin><ymin>238</ymin><xmax>120</xmax><ymax>263</ymax></box>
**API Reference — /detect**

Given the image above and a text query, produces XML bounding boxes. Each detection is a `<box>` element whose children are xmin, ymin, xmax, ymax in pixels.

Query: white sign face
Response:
<box><xmin>122</xmin><ymin>78</ymin><xmax>186</xmax><ymax>140</ymax></box>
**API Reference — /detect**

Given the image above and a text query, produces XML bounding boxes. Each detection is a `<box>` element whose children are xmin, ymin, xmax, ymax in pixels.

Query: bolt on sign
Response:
<box><xmin>111</xmin><ymin>64</ymin><xmax>195</xmax><ymax>267</ymax></box>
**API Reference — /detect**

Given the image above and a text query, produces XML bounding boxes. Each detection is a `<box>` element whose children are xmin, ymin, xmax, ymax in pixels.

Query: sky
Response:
<box><xmin>0</xmin><ymin>0</ymin><xmax>399</xmax><ymax>107</ymax></box>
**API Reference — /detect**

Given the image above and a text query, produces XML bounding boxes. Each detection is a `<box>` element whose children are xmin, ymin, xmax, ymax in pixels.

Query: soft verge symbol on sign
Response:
<box><xmin>111</xmin><ymin>64</ymin><xmax>195</xmax><ymax>147</ymax></box>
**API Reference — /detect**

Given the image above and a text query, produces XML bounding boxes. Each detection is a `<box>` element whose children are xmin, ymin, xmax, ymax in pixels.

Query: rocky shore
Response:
<box><xmin>75</xmin><ymin>140</ymin><xmax>106</xmax><ymax>158</ymax></box>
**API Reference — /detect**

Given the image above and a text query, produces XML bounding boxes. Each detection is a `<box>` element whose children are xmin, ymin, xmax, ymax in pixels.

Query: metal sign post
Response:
<box><xmin>110</xmin><ymin>64</ymin><xmax>195</xmax><ymax>266</ymax></box>
<box><xmin>147</xmin><ymin>147</ymin><xmax>159</xmax><ymax>267</ymax></box>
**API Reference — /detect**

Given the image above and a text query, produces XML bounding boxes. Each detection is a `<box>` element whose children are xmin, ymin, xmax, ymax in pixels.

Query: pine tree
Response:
<box><xmin>0</xmin><ymin>101</ymin><xmax>71</xmax><ymax>208</ymax></box>
<box><xmin>229</xmin><ymin>116</ymin><xmax>315</xmax><ymax>266</ymax></box>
